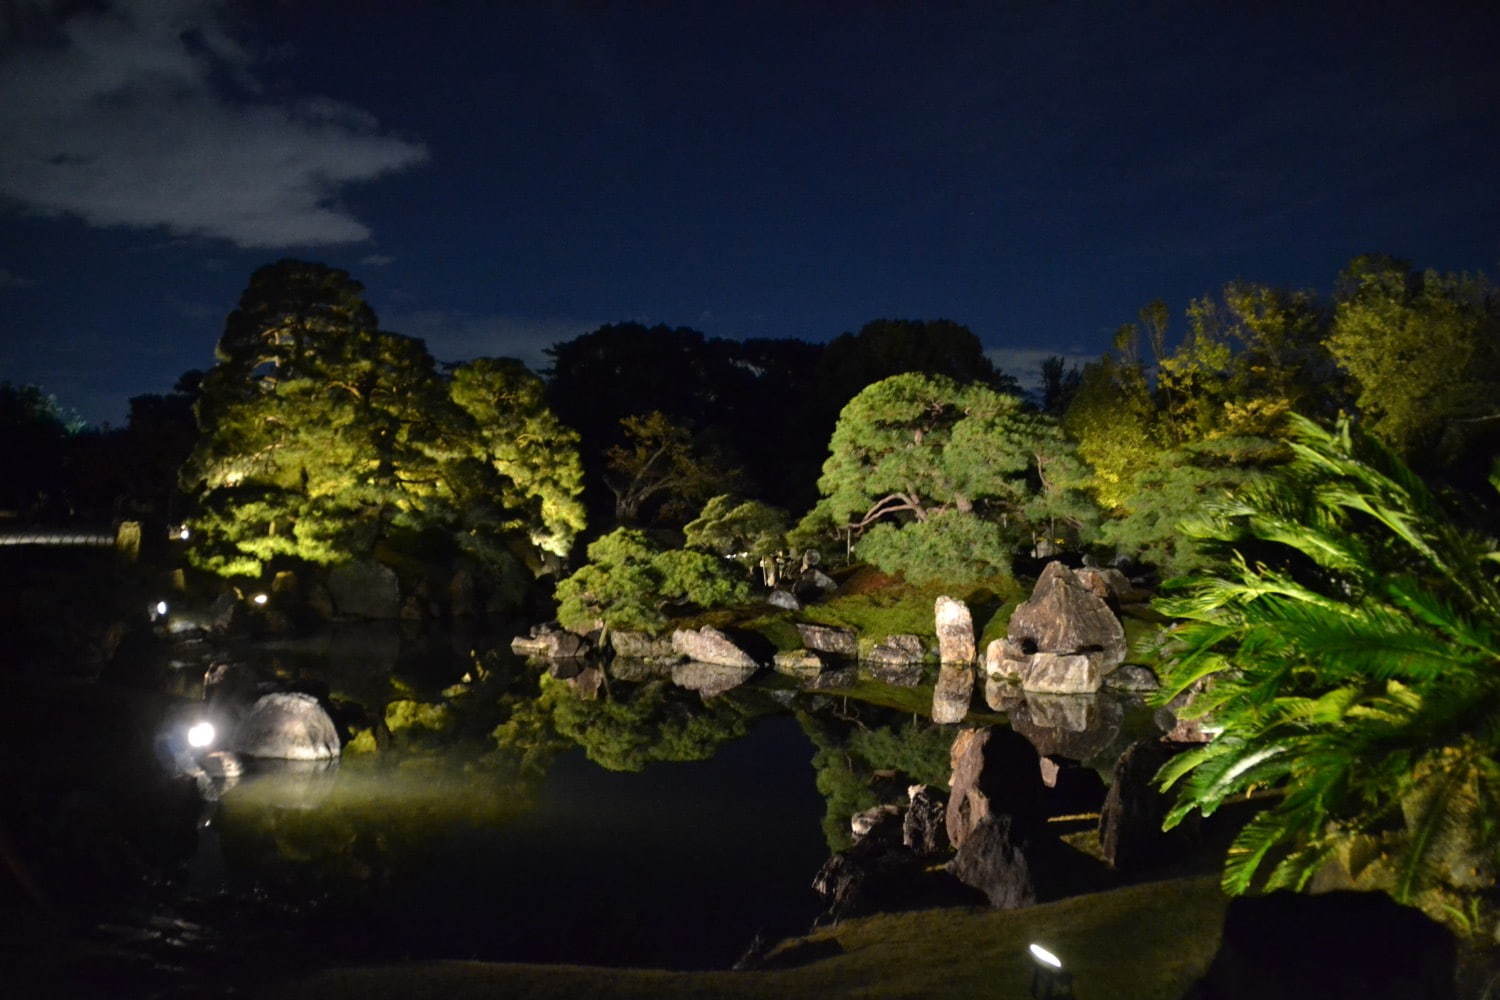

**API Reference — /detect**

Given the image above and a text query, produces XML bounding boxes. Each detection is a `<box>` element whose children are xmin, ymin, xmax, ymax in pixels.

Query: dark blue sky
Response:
<box><xmin>2</xmin><ymin>0</ymin><xmax>1497</xmax><ymax>425</ymax></box>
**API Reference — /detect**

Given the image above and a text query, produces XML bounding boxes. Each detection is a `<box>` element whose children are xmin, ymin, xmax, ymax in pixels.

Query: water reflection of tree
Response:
<box><xmin>798</xmin><ymin>707</ymin><xmax>952</xmax><ymax>851</ymax></box>
<box><xmin>496</xmin><ymin>674</ymin><xmax>756</xmax><ymax>773</ymax></box>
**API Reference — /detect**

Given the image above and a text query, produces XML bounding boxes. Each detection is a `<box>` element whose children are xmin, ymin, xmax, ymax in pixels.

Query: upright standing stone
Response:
<box><xmin>934</xmin><ymin>596</ymin><xmax>976</xmax><ymax>665</ymax></box>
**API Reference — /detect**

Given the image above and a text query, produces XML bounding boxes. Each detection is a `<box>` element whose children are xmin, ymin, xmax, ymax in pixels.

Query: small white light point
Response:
<box><xmin>1029</xmin><ymin>943</ymin><xmax>1063</xmax><ymax>969</ymax></box>
<box><xmin>187</xmin><ymin>722</ymin><xmax>215</xmax><ymax>748</ymax></box>
<box><xmin>252</xmin><ymin>593</ymin><xmax>268</xmax><ymax>606</ymax></box>
<box><xmin>179</xmin><ymin>527</ymin><xmax>190</xmax><ymax>540</ymax></box>
<box><xmin>155</xmin><ymin>600</ymin><xmax>169</xmax><ymax>617</ymax></box>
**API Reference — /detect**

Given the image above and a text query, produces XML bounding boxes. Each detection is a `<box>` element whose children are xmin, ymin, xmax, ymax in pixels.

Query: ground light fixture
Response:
<box><xmin>252</xmin><ymin>592</ymin><xmax>268</xmax><ymax>606</ymax></box>
<box><xmin>1028</xmin><ymin>942</ymin><xmax>1074</xmax><ymax>999</ymax></box>
<box><xmin>150</xmin><ymin>599</ymin><xmax>169</xmax><ymax>621</ymax></box>
<box><xmin>186</xmin><ymin>721</ymin><xmax>216</xmax><ymax>749</ymax></box>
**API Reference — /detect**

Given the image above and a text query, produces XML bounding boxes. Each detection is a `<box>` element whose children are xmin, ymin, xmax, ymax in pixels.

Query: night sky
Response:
<box><xmin>2</xmin><ymin>0</ymin><xmax>1497</xmax><ymax>426</ymax></box>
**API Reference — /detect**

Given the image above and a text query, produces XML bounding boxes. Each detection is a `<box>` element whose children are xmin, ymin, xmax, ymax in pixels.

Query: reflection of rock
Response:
<box><xmin>803</xmin><ymin>666</ymin><xmax>858</xmax><ymax>690</ymax></box>
<box><xmin>567</xmin><ymin>665</ymin><xmax>605</xmax><ymax>699</ymax></box>
<box><xmin>511</xmin><ymin>623</ymin><xmax>589</xmax><ymax>659</ymax></box>
<box><xmin>866</xmin><ymin>634</ymin><xmax>926</xmax><ymax>666</ymax></box>
<box><xmin>327</xmin><ymin>559</ymin><xmax>400</xmax><ymax>620</ymax></box>
<box><xmin>1098</xmin><ymin>738</ymin><xmax>1199</xmax><ymax>872</ymax></box>
<box><xmin>233</xmin><ymin>692</ymin><xmax>342</xmax><ymax>760</ymax></box>
<box><xmin>983</xmin><ymin>676</ymin><xmax>1027</xmax><ymax>714</ymax></box>
<box><xmin>240</xmin><ymin>757</ymin><xmax>340</xmax><ymax>810</ymax></box>
<box><xmin>1008</xmin><ymin>561</ymin><xmax>1127</xmax><ymax>673</ymax></box>
<box><xmin>851</xmin><ymin>804</ymin><xmax>904</xmax><ymax>846</ymax></box>
<box><xmin>903</xmin><ymin>785</ymin><xmax>949</xmax><ymax>856</ymax></box>
<box><xmin>1106</xmin><ymin>664</ymin><xmax>1160</xmax><ymax>692</ymax></box>
<box><xmin>1024</xmin><ymin>692</ymin><xmax>1096</xmax><ymax>732</ymax></box>
<box><xmin>932</xmin><ymin>664</ymin><xmax>974</xmax><ymax>724</ymax></box>
<box><xmin>1021</xmin><ymin>651</ymin><xmax>1102</xmax><ymax>693</ymax></box>
<box><xmin>1154</xmin><ymin>678</ymin><xmax>1214</xmax><ymax>742</ymax></box>
<box><xmin>610</xmin><ymin>630</ymin><xmax>679</xmax><ymax>659</ymax></box>
<box><xmin>1187</xmin><ymin>891</ymin><xmax>1456</xmax><ymax>1000</ymax></box>
<box><xmin>671</xmin><ymin>626</ymin><xmax>759</xmax><ymax>668</ymax></box>
<box><xmin>862</xmin><ymin>661</ymin><xmax>923</xmax><ymax>687</ymax></box>
<box><xmin>1010</xmin><ymin>691</ymin><xmax>1126</xmax><ymax>763</ymax></box>
<box><xmin>773</xmin><ymin>649</ymin><xmax>827</xmax><ymax>680</ymax></box>
<box><xmin>609</xmin><ymin>657</ymin><xmax>675</xmax><ymax>682</ymax></box>
<box><xmin>670</xmin><ymin>661</ymin><xmax>757</xmax><ymax>697</ymax></box>
<box><xmin>946</xmin><ymin>727</ymin><xmax>1044</xmax><ymax>850</ymax></box>
<box><xmin>795</xmin><ymin>623</ymin><xmax>857</xmax><ymax>658</ymax></box>
<box><xmin>934</xmin><ymin>596</ymin><xmax>975</xmax><ymax>664</ymax></box>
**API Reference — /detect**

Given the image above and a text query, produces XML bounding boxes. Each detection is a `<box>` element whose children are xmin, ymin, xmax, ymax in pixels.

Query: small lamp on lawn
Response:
<box><xmin>1028</xmin><ymin>943</ymin><xmax>1074</xmax><ymax>999</ymax></box>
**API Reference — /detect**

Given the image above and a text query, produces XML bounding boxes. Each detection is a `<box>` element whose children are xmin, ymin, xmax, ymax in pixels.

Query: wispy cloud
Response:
<box><xmin>384</xmin><ymin>311</ymin><xmax>600</xmax><ymax>374</ymax></box>
<box><xmin>0</xmin><ymin>267</ymin><xmax>37</xmax><ymax>290</ymax></box>
<box><xmin>986</xmin><ymin>346</ymin><xmax>1096</xmax><ymax>390</ymax></box>
<box><xmin>0</xmin><ymin>0</ymin><xmax>428</xmax><ymax>248</ymax></box>
<box><xmin>360</xmin><ymin>254</ymin><xmax>396</xmax><ymax>267</ymax></box>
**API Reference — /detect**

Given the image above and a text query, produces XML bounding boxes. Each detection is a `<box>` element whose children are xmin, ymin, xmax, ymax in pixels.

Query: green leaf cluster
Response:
<box><xmin>553</xmin><ymin>528</ymin><xmax>750</xmax><ymax>632</ymax></box>
<box><xmin>182</xmin><ymin>261</ymin><xmax>584</xmax><ymax>582</ymax></box>
<box><xmin>803</xmin><ymin>372</ymin><xmax>1095</xmax><ymax>582</ymax></box>
<box><xmin>1153</xmin><ymin>414</ymin><xmax>1500</xmax><ymax>936</ymax></box>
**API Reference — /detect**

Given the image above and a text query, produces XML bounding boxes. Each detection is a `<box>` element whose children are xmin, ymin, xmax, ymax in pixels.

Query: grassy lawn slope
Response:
<box><xmin>264</xmin><ymin>875</ymin><xmax>1226</xmax><ymax>1000</ymax></box>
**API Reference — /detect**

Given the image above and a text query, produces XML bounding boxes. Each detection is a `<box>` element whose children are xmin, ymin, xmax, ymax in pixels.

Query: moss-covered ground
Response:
<box><xmin>262</xmin><ymin>875</ymin><xmax>1228</xmax><ymax>999</ymax></box>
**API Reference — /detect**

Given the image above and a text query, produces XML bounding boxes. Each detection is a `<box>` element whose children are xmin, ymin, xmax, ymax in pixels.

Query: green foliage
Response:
<box><xmin>449</xmin><ymin>357</ymin><xmax>586</xmax><ymax>558</ymax></box>
<box><xmin>553</xmin><ymin>528</ymin><xmax>750</xmax><ymax>632</ymax></box>
<box><xmin>806</xmin><ymin>372</ymin><xmax>1093</xmax><ymax>582</ymax></box>
<box><xmin>855</xmin><ymin>509</ymin><xmax>1013</xmax><ymax>584</ymax></box>
<box><xmin>604</xmin><ymin>410</ymin><xmax>743</xmax><ymax>525</ymax></box>
<box><xmin>1153</xmin><ymin>415</ymin><xmax>1500</xmax><ymax>936</ymax></box>
<box><xmin>1326</xmin><ymin>257</ymin><xmax>1500</xmax><ymax>460</ymax></box>
<box><xmin>182</xmin><ymin>261</ymin><xmax>584</xmax><ymax>585</ymax></box>
<box><xmin>521</xmin><ymin>674</ymin><xmax>751</xmax><ymax>773</ymax></box>
<box><xmin>683</xmin><ymin>494</ymin><xmax>789</xmax><ymax>571</ymax></box>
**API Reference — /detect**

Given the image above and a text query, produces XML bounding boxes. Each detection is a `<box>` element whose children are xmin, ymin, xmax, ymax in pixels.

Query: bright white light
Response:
<box><xmin>178</xmin><ymin>527</ymin><xmax>190</xmax><ymax>541</ymax></box>
<box><xmin>186</xmin><ymin>722</ymin><xmax>215</xmax><ymax>748</ymax></box>
<box><xmin>252</xmin><ymin>592</ymin><xmax>268</xmax><ymax>606</ymax></box>
<box><xmin>155</xmin><ymin>600</ymin><xmax>169</xmax><ymax>616</ymax></box>
<box><xmin>1028</xmin><ymin>943</ymin><xmax>1063</xmax><ymax>969</ymax></box>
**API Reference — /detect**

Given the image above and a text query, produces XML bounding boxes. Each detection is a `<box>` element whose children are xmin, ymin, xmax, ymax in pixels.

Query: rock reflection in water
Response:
<box><xmin>671</xmin><ymin>660</ymin><xmax>758</xmax><ymax>698</ymax></box>
<box><xmin>1008</xmin><ymin>690</ymin><xmax>1129</xmax><ymax>765</ymax></box>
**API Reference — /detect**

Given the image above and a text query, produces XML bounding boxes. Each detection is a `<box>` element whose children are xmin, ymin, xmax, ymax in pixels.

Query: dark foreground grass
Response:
<box><xmin>262</xmin><ymin>875</ymin><xmax>1227</xmax><ymax>1000</ymax></box>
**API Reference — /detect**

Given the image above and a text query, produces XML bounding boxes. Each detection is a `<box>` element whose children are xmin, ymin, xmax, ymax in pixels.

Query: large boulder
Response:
<box><xmin>1021</xmin><ymin>651</ymin><xmax>1103</xmax><ymax>694</ymax></box>
<box><xmin>233</xmin><ymin>692</ymin><xmax>341</xmax><ymax>760</ymax></box>
<box><xmin>947</xmin><ymin>813</ymin><xmax>1053</xmax><ymax>908</ymax></box>
<box><xmin>946</xmin><ymin>727</ymin><xmax>1045</xmax><ymax>849</ymax></box>
<box><xmin>610</xmin><ymin>630</ymin><xmax>681</xmax><ymax>660</ymax></box>
<box><xmin>1098</xmin><ymin>738</ymin><xmax>1198</xmax><ymax>872</ymax></box>
<box><xmin>773</xmin><ymin>649</ymin><xmax>828</xmax><ymax>681</ymax></box>
<box><xmin>671</xmin><ymin>626</ymin><xmax>760</xmax><ymax>669</ymax></box>
<box><xmin>511</xmin><ymin>623</ymin><xmax>590</xmax><ymax>659</ymax></box>
<box><xmin>1074</xmin><ymin>566</ymin><xmax>1147</xmax><ymax>608</ymax></box>
<box><xmin>983</xmin><ymin>637</ymin><xmax>1027</xmax><ymax>681</ymax></box>
<box><xmin>767</xmin><ymin>589</ymin><xmax>801</xmax><ymax>611</ymax></box>
<box><xmin>810</xmin><ymin>842</ymin><xmax>923</xmax><ymax>925</ymax></box>
<box><xmin>934</xmin><ymin>596</ymin><xmax>975</xmax><ymax>665</ymax></box>
<box><xmin>850</xmin><ymin>804</ymin><xmax>905</xmax><ymax>847</ymax></box>
<box><xmin>932</xmin><ymin>664</ymin><xmax>975</xmax><ymax>724</ymax></box>
<box><xmin>1185</xmin><ymin>891</ymin><xmax>1456</xmax><ymax>1000</ymax></box>
<box><xmin>1008</xmin><ymin>561</ymin><xmax>1127</xmax><ymax>672</ymax></box>
<box><xmin>866</xmin><ymin>634</ymin><xmax>926</xmax><ymax>666</ymax></box>
<box><xmin>326</xmin><ymin>560</ymin><xmax>401</xmax><ymax>620</ymax></box>
<box><xmin>795</xmin><ymin>623</ymin><xmax>858</xmax><ymax>658</ymax></box>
